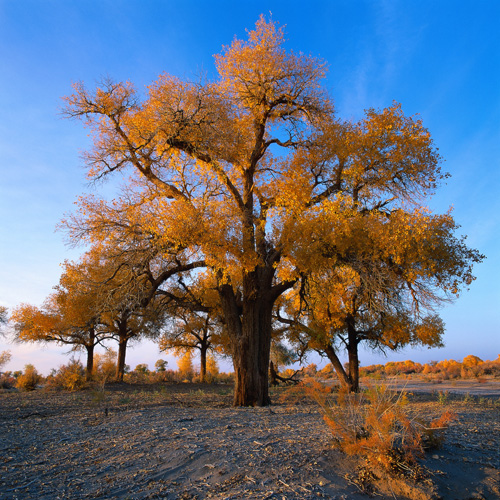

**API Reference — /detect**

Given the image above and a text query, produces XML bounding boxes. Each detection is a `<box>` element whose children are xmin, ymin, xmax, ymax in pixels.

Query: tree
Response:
<box><xmin>11</xmin><ymin>243</ymin><xmax>158</xmax><ymax>381</ymax></box>
<box><xmin>75</xmin><ymin>244</ymin><xmax>167</xmax><ymax>382</ymax></box>
<box><xmin>12</xmin><ymin>289</ymin><xmax>103</xmax><ymax>382</ymax></box>
<box><xmin>279</xmin><ymin>207</ymin><xmax>481</xmax><ymax>392</ymax></box>
<box><xmin>0</xmin><ymin>350</ymin><xmax>11</xmax><ymax>371</ymax></box>
<box><xmin>63</xmin><ymin>17</ymin><xmax>481</xmax><ymax>406</ymax></box>
<box><xmin>155</xmin><ymin>359</ymin><xmax>167</xmax><ymax>372</ymax></box>
<box><xmin>0</xmin><ymin>306</ymin><xmax>8</xmax><ymax>336</ymax></box>
<box><xmin>11</xmin><ymin>247</ymin><xmax>119</xmax><ymax>380</ymax></box>
<box><xmin>159</xmin><ymin>308</ymin><xmax>222</xmax><ymax>383</ymax></box>
<box><xmin>176</xmin><ymin>351</ymin><xmax>194</xmax><ymax>380</ymax></box>
<box><xmin>157</xmin><ymin>274</ymin><xmax>226</xmax><ymax>382</ymax></box>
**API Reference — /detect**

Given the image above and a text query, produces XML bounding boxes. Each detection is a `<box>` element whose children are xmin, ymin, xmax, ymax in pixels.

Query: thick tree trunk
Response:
<box><xmin>116</xmin><ymin>334</ymin><xmax>128</xmax><ymax>382</ymax></box>
<box><xmin>231</xmin><ymin>298</ymin><xmax>273</xmax><ymax>406</ymax></box>
<box><xmin>220</xmin><ymin>267</ymin><xmax>275</xmax><ymax>406</ymax></box>
<box><xmin>200</xmin><ymin>346</ymin><xmax>207</xmax><ymax>383</ymax></box>
<box><xmin>85</xmin><ymin>342</ymin><xmax>94</xmax><ymax>382</ymax></box>
<box><xmin>347</xmin><ymin>344</ymin><xmax>360</xmax><ymax>393</ymax></box>
<box><xmin>346</xmin><ymin>316</ymin><xmax>360</xmax><ymax>393</ymax></box>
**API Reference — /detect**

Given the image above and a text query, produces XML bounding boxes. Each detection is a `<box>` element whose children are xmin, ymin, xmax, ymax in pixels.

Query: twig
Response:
<box><xmin>4</xmin><ymin>479</ymin><xmax>37</xmax><ymax>492</ymax></box>
<box><xmin>278</xmin><ymin>479</ymin><xmax>299</xmax><ymax>494</ymax></box>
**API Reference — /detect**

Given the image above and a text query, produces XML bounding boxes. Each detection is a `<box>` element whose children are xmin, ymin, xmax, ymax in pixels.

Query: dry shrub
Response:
<box><xmin>0</xmin><ymin>372</ymin><xmax>15</xmax><ymax>389</ymax></box>
<box><xmin>16</xmin><ymin>364</ymin><xmax>42</xmax><ymax>391</ymax></box>
<box><xmin>45</xmin><ymin>359</ymin><xmax>86</xmax><ymax>391</ymax></box>
<box><xmin>93</xmin><ymin>350</ymin><xmax>117</xmax><ymax>384</ymax></box>
<box><xmin>417</xmin><ymin>410</ymin><xmax>456</xmax><ymax>450</ymax></box>
<box><xmin>304</xmin><ymin>381</ymin><xmax>455</xmax><ymax>480</ymax></box>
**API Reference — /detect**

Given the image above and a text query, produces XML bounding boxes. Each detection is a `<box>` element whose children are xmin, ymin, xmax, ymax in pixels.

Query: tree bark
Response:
<box><xmin>85</xmin><ymin>342</ymin><xmax>94</xmax><ymax>381</ymax></box>
<box><xmin>200</xmin><ymin>345</ymin><xmax>207</xmax><ymax>383</ymax></box>
<box><xmin>220</xmin><ymin>266</ymin><xmax>275</xmax><ymax>406</ymax></box>
<box><xmin>346</xmin><ymin>315</ymin><xmax>360</xmax><ymax>392</ymax></box>
<box><xmin>116</xmin><ymin>332</ymin><xmax>128</xmax><ymax>382</ymax></box>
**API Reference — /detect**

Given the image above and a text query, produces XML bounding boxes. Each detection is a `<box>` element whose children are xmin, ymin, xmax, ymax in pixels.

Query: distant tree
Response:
<box><xmin>159</xmin><ymin>308</ymin><xmax>223</xmax><ymax>383</ymax></box>
<box><xmin>177</xmin><ymin>351</ymin><xmax>194</xmax><ymax>381</ymax></box>
<box><xmin>11</xmin><ymin>253</ymin><xmax>112</xmax><ymax>380</ymax></box>
<box><xmin>0</xmin><ymin>350</ymin><xmax>11</xmax><ymax>371</ymax></box>
<box><xmin>462</xmin><ymin>355</ymin><xmax>483</xmax><ymax>367</ymax></box>
<box><xmin>206</xmin><ymin>354</ymin><xmax>219</xmax><ymax>380</ymax></box>
<box><xmin>0</xmin><ymin>306</ymin><xmax>8</xmax><ymax>336</ymax></box>
<box><xmin>155</xmin><ymin>359</ymin><xmax>168</xmax><ymax>372</ymax></box>
<box><xmin>134</xmin><ymin>363</ymin><xmax>150</xmax><ymax>374</ymax></box>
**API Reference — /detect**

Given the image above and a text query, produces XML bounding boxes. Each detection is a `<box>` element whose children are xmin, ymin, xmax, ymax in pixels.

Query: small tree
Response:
<box><xmin>0</xmin><ymin>306</ymin><xmax>7</xmax><ymax>336</ymax></box>
<box><xmin>159</xmin><ymin>308</ymin><xmax>223</xmax><ymax>383</ymax></box>
<box><xmin>16</xmin><ymin>364</ymin><xmax>42</xmax><ymax>391</ymax></box>
<box><xmin>155</xmin><ymin>359</ymin><xmax>168</xmax><ymax>372</ymax></box>
<box><xmin>0</xmin><ymin>350</ymin><xmax>11</xmax><ymax>371</ymax></box>
<box><xmin>93</xmin><ymin>349</ymin><xmax>118</xmax><ymax>384</ymax></box>
<box><xmin>206</xmin><ymin>354</ymin><xmax>219</xmax><ymax>381</ymax></box>
<box><xmin>177</xmin><ymin>351</ymin><xmax>194</xmax><ymax>381</ymax></box>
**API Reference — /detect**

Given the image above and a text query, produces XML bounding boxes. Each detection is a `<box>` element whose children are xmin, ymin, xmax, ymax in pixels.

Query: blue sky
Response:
<box><xmin>1</xmin><ymin>0</ymin><xmax>499</xmax><ymax>374</ymax></box>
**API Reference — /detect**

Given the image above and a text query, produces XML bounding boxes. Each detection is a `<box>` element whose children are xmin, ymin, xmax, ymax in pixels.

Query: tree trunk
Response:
<box><xmin>85</xmin><ymin>342</ymin><xmax>94</xmax><ymax>381</ymax></box>
<box><xmin>269</xmin><ymin>360</ymin><xmax>279</xmax><ymax>386</ymax></box>
<box><xmin>220</xmin><ymin>267</ymin><xmax>275</xmax><ymax>406</ymax></box>
<box><xmin>346</xmin><ymin>316</ymin><xmax>360</xmax><ymax>393</ymax></box>
<box><xmin>200</xmin><ymin>346</ymin><xmax>207</xmax><ymax>383</ymax></box>
<box><xmin>347</xmin><ymin>344</ymin><xmax>360</xmax><ymax>393</ymax></box>
<box><xmin>116</xmin><ymin>334</ymin><xmax>128</xmax><ymax>382</ymax></box>
<box><xmin>324</xmin><ymin>344</ymin><xmax>352</xmax><ymax>390</ymax></box>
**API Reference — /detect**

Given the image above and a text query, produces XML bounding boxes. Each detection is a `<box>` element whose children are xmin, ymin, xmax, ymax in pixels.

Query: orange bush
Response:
<box><xmin>16</xmin><ymin>364</ymin><xmax>42</xmax><ymax>391</ymax></box>
<box><xmin>307</xmin><ymin>381</ymin><xmax>455</xmax><ymax>479</ymax></box>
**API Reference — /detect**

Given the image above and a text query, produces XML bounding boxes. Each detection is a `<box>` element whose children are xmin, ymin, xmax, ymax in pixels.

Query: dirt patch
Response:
<box><xmin>1</xmin><ymin>383</ymin><xmax>498</xmax><ymax>499</ymax></box>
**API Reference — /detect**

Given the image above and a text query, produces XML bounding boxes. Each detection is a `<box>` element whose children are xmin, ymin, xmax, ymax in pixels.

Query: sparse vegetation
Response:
<box><xmin>44</xmin><ymin>359</ymin><xmax>87</xmax><ymax>391</ymax></box>
<box><xmin>299</xmin><ymin>379</ymin><xmax>459</xmax><ymax>494</ymax></box>
<box><xmin>15</xmin><ymin>364</ymin><xmax>42</xmax><ymax>391</ymax></box>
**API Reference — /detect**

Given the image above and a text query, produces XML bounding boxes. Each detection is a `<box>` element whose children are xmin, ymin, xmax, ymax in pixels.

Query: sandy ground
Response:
<box><xmin>1</xmin><ymin>381</ymin><xmax>499</xmax><ymax>499</ymax></box>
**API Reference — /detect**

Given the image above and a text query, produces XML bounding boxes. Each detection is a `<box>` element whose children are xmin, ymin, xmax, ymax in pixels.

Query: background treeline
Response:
<box><xmin>308</xmin><ymin>354</ymin><xmax>500</xmax><ymax>381</ymax></box>
<box><xmin>0</xmin><ymin>349</ymin><xmax>233</xmax><ymax>392</ymax></box>
<box><xmin>2</xmin><ymin>349</ymin><xmax>498</xmax><ymax>392</ymax></box>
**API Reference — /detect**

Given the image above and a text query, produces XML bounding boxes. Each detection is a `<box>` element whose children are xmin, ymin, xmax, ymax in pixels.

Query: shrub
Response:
<box><xmin>16</xmin><ymin>364</ymin><xmax>42</xmax><ymax>391</ymax></box>
<box><xmin>0</xmin><ymin>371</ymin><xmax>15</xmax><ymax>389</ymax></box>
<box><xmin>305</xmin><ymin>381</ymin><xmax>455</xmax><ymax>480</ymax></box>
<box><xmin>93</xmin><ymin>350</ymin><xmax>117</xmax><ymax>384</ymax></box>
<box><xmin>45</xmin><ymin>359</ymin><xmax>86</xmax><ymax>391</ymax></box>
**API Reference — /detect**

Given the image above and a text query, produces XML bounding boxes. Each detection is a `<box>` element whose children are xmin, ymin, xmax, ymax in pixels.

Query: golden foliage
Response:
<box><xmin>16</xmin><ymin>364</ymin><xmax>42</xmax><ymax>391</ymax></box>
<box><xmin>177</xmin><ymin>351</ymin><xmax>194</xmax><ymax>380</ymax></box>
<box><xmin>60</xmin><ymin>16</ymin><xmax>483</xmax><ymax>405</ymax></box>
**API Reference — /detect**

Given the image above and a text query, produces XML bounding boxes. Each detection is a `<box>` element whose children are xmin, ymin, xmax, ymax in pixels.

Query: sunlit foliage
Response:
<box><xmin>62</xmin><ymin>16</ymin><xmax>482</xmax><ymax>405</ymax></box>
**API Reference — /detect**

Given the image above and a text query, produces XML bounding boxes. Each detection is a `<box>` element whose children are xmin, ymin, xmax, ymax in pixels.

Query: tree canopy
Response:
<box><xmin>62</xmin><ymin>16</ymin><xmax>482</xmax><ymax>404</ymax></box>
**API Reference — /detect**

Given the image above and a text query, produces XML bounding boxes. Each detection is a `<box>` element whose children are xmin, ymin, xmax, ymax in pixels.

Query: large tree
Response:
<box><xmin>63</xmin><ymin>17</ymin><xmax>480</xmax><ymax>406</ymax></box>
